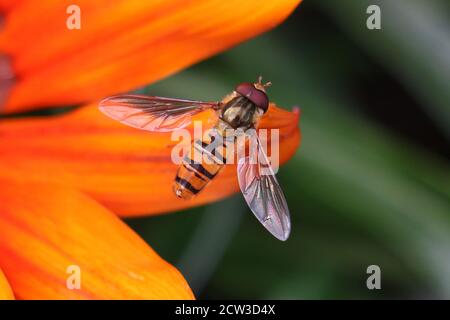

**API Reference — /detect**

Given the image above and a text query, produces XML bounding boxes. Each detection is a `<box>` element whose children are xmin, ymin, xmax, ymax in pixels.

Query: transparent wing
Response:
<box><xmin>237</xmin><ymin>135</ymin><xmax>291</xmax><ymax>241</ymax></box>
<box><xmin>98</xmin><ymin>94</ymin><xmax>220</xmax><ymax>132</ymax></box>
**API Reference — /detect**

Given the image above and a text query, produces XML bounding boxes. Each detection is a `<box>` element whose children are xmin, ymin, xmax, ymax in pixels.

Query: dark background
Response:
<box><xmin>127</xmin><ymin>0</ymin><xmax>450</xmax><ymax>299</ymax></box>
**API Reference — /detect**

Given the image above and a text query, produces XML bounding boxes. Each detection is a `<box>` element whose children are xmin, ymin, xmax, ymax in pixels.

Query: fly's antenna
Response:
<box><xmin>255</xmin><ymin>75</ymin><xmax>272</xmax><ymax>92</ymax></box>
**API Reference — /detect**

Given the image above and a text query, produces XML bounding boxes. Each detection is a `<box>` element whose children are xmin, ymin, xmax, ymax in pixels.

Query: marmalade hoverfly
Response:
<box><xmin>99</xmin><ymin>77</ymin><xmax>291</xmax><ymax>241</ymax></box>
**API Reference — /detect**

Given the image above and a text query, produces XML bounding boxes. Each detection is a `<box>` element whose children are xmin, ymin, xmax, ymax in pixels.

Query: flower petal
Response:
<box><xmin>0</xmin><ymin>0</ymin><xmax>301</xmax><ymax>112</ymax></box>
<box><xmin>0</xmin><ymin>103</ymin><xmax>300</xmax><ymax>216</ymax></box>
<box><xmin>0</xmin><ymin>268</ymin><xmax>14</xmax><ymax>299</ymax></box>
<box><xmin>0</xmin><ymin>181</ymin><xmax>194</xmax><ymax>299</ymax></box>
<box><xmin>0</xmin><ymin>0</ymin><xmax>19</xmax><ymax>11</ymax></box>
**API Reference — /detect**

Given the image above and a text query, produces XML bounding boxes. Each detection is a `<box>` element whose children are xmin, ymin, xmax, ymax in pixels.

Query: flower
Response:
<box><xmin>0</xmin><ymin>103</ymin><xmax>300</xmax><ymax>216</ymax></box>
<box><xmin>0</xmin><ymin>181</ymin><xmax>194</xmax><ymax>299</ymax></box>
<box><xmin>0</xmin><ymin>0</ymin><xmax>301</xmax><ymax>113</ymax></box>
<box><xmin>0</xmin><ymin>268</ymin><xmax>13</xmax><ymax>300</ymax></box>
<box><xmin>0</xmin><ymin>0</ymin><xmax>302</xmax><ymax>299</ymax></box>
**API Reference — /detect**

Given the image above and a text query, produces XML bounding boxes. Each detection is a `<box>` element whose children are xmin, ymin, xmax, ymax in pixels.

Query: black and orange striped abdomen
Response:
<box><xmin>173</xmin><ymin>137</ymin><xmax>226</xmax><ymax>200</ymax></box>
<box><xmin>174</xmin><ymin>95</ymin><xmax>260</xmax><ymax>200</ymax></box>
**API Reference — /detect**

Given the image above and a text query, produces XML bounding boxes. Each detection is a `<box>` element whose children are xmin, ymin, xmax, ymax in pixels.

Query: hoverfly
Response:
<box><xmin>98</xmin><ymin>77</ymin><xmax>291</xmax><ymax>241</ymax></box>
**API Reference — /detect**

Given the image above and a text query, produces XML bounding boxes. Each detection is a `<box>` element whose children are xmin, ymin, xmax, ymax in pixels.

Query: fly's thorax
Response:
<box><xmin>220</xmin><ymin>96</ymin><xmax>259</xmax><ymax>130</ymax></box>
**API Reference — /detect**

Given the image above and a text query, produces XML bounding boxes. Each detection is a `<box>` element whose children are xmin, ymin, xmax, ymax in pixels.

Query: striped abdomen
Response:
<box><xmin>173</xmin><ymin>95</ymin><xmax>259</xmax><ymax>199</ymax></box>
<box><xmin>173</xmin><ymin>133</ymin><xmax>227</xmax><ymax>199</ymax></box>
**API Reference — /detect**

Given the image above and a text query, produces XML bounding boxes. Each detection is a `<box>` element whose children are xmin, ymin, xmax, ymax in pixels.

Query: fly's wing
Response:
<box><xmin>237</xmin><ymin>135</ymin><xmax>291</xmax><ymax>241</ymax></box>
<box><xmin>98</xmin><ymin>94</ymin><xmax>220</xmax><ymax>132</ymax></box>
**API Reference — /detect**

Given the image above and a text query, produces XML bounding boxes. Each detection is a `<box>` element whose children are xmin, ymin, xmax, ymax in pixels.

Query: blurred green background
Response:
<box><xmin>127</xmin><ymin>0</ymin><xmax>450</xmax><ymax>299</ymax></box>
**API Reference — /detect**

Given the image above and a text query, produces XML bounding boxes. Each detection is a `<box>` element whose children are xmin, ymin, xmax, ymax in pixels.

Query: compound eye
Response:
<box><xmin>235</xmin><ymin>82</ymin><xmax>269</xmax><ymax>112</ymax></box>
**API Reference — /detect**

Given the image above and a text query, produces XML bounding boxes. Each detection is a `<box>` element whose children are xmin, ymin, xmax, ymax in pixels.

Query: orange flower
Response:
<box><xmin>0</xmin><ymin>268</ymin><xmax>14</xmax><ymax>300</ymax></box>
<box><xmin>0</xmin><ymin>181</ymin><xmax>193</xmax><ymax>299</ymax></box>
<box><xmin>0</xmin><ymin>0</ymin><xmax>301</xmax><ymax>112</ymax></box>
<box><xmin>0</xmin><ymin>103</ymin><xmax>300</xmax><ymax>216</ymax></box>
<box><xmin>0</xmin><ymin>0</ymin><xmax>302</xmax><ymax>299</ymax></box>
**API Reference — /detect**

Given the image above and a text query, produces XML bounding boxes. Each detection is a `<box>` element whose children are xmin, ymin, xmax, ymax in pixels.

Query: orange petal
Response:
<box><xmin>0</xmin><ymin>181</ymin><xmax>194</xmax><ymax>299</ymax></box>
<box><xmin>0</xmin><ymin>268</ymin><xmax>14</xmax><ymax>299</ymax></box>
<box><xmin>0</xmin><ymin>0</ymin><xmax>20</xmax><ymax>11</ymax></box>
<box><xmin>0</xmin><ymin>0</ymin><xmax>301</xmax><ymax>112</ymax></box>
<box><xmin>0</xmin><ymin>103</ymin><xmax>300</xmax><ymax>216</ymax></box>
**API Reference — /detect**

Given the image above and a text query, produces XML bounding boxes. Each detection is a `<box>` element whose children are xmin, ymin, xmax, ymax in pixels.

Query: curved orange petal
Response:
<box><xmin>0</xmin><ymin>103</ymin><xmax>300</xmax><ymax>216</ymax></box>
<box><xmin>0</xmin><ymin>0</ymin><xmax>20</xmax><ymax>11</ymax></box>
<box><xmin>0</xmin><ymin>268</ymin><xmax>14</xmax><ymax>299</ymax></box>
<box><xmin>0</xmin><ymin>0</ymin><xmax>301</xmax><ymax>112</ymax></box>
<box><xmin>0</xmin><ymin>181</ymin><xmax>194</xmax><ymax>299</ymax></box>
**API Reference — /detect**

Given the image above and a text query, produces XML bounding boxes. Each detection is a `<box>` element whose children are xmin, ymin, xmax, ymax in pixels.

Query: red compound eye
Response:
<box><xmin>235</xmin><ymin>82</ymin><xmax>269</xmax><ymax>113</ymax></box>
